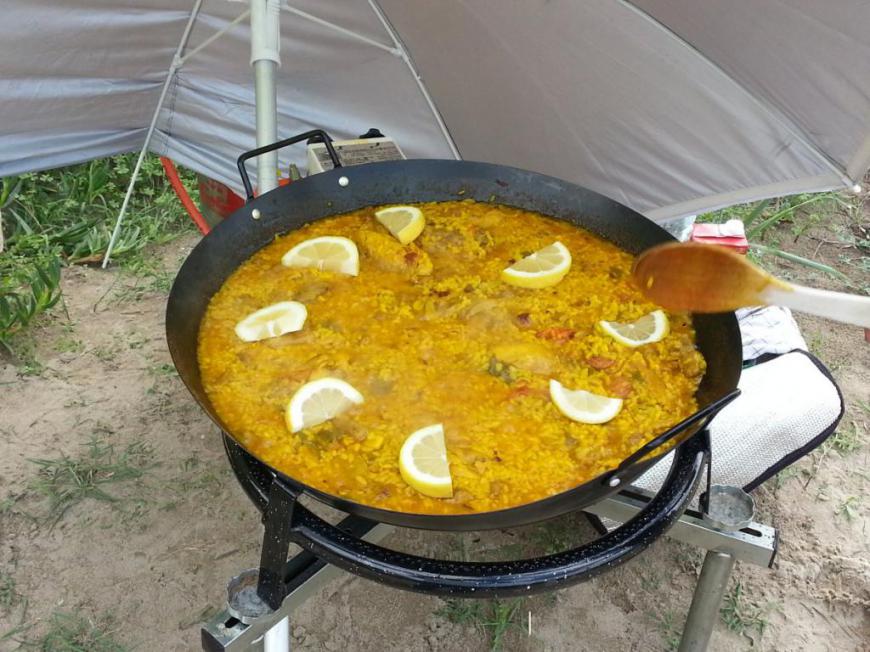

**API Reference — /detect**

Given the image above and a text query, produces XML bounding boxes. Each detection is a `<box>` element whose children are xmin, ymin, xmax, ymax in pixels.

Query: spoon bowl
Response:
<box><xmin>632</xmin><ymin>242</ymin><xmax>870</xmax><ymax>329</ymax></box>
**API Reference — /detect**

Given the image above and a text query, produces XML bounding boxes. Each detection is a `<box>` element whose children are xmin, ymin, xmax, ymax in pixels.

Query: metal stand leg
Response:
<box><xmin>263</xmin><ymin>616</ymin><xmax>289</xmax><ymax>652</ymax></box>
<box><xmin>678</xmin><ymin>551</ymin><xmax>735</xmax><ymax>652</ymax></box>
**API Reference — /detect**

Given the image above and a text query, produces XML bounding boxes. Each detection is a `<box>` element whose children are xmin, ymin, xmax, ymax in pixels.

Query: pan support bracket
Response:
<box><xmin>202</xmin><ymin>479</ymin><xmax>775</xmax><ymax>652</ymax></box>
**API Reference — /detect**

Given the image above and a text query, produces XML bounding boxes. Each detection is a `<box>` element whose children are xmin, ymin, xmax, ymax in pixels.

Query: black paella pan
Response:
<box><xmin>166</xmin><ymin>131</ymin><xmax>741</xmax><ymax>532</ymax></box>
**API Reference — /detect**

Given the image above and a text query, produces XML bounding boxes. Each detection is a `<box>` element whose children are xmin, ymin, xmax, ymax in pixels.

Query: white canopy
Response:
<box><xmin>2</xmin><ymin>0</ymin><xmax>869</xmax><ymax>223</ymax></box>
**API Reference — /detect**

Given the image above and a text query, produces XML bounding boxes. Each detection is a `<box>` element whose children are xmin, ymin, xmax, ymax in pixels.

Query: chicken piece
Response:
<box><xmin>293</xmin><ymin>280</ymin><xmax>331</xmax><ymax>303</ymax></box>
<box><xmin>465</xmin><ymin>299</ymin><xmax>517</xmax><ymax>334</ymax></box>
<box><xmin>536</xmin><ymin>327</ymin><xmax>576</xmax><ymax>343</ymax></box>
<box><xmin>606</xmin><ymin>376</ymin><xmax>633</xmax><ymax>398</ymax></box>
<box><xmin>492</xmin><ymin>341</ymin><xmax>555</xmax><ymax>375</ymax></box>
<box><xmin>357</xmin><ymin>231</ymin><xmax>432</xmax><ymax>275</ymax></box>
<box><xmin>587</xmin><ymin>356</ymin><xmax>616</xmax><ymax>370</ymax></box>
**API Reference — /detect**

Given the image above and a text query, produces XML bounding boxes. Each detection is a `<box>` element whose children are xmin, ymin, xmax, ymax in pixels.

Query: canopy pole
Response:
<box><xmin>101</xmin><ymin>0</ymin><xmax>204</xmax><ymax>268</ymax></box>
<box><xmin>250</xmin><ymin>0</ymin><xmax>282</xmax><ymax>195</ymax></box>
<box><xmin>180</xmin><ymin>8</ymin><xmax>251</xmax><ymax>67</ymax></box>
<box><xmin>367</xmin><ymin>0</ymin><xmax>461</xmax><ymax>160</ymax></box>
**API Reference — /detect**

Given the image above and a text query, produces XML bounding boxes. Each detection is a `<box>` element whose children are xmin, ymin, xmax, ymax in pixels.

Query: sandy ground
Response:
<box><xmin>1</xmin><ymin>214</ymin><xmax>868</xmax><ymax>651</ymax></box>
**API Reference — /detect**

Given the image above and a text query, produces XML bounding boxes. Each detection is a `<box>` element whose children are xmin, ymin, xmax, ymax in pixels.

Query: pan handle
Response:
<box><xmin>236</xmin><ymin>129</ymin><xmax>342</xmax><ymax>202</ymax></box>
<box><xmin>604</xmin><ymin>388</ymin><xmax>741</xmax><ymax>486</ymax></box>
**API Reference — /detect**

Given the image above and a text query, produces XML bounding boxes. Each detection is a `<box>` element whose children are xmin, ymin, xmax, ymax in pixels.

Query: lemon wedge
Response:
<box><xmin>281</xmin><ymin>236</ymin><xmax>359</xmax><ymax>276</ymax></box>
<box><xmin>398</xmin><ymin>423</ymin><xmax>453</xmax><ymax>498</ymax></box>
<box><xmin>375</xmin><ymin>205</ymin><xmax>425</xmax><ymax>245</ymax></box>
<box><xmin>599</xmin><ymin>310</ymin><xmax>669</xmax><ymax>347</ymax></box>
<box><xmin>286</xmin><ymin>377</ymin><xmax>364</xmax><ymax>433</ymax></box>
<box><xmin>501</xmin><ymin>241</ymin><xmax>572</xmax><ymax>288</ymax></box>
<box><xmin>234</xmin><ymin>301</ymin><xmax>308</xmax><ymax>342</ymax></box>
<box><xmin>549</xmin><ymin>379</ymin><xmax>623</xmax><ymax>424</ymax></box>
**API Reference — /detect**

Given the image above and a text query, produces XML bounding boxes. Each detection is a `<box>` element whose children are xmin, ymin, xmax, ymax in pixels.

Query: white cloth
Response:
<box><xmin>737</xmin><ymin>306</ymin><xmax>808</xmax><ymax>361</ymax></box>
<box><xmin>634</xmin><ymin>350</ymin><xmax>842</xmax><ymax>495</ymax></box>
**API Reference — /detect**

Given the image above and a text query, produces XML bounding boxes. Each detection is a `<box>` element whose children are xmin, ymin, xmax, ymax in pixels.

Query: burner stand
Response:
<box><xmin>202</xmin><ymin>433</ymin><xmax>776</xmax><ymax>652</ymax></box>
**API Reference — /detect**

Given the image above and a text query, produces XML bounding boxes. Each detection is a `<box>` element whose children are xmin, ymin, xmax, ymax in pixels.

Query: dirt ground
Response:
<box><xmin>1</xmin><ymin>212</ymin><xmax>868</xmax><ymax>651</ymax></box>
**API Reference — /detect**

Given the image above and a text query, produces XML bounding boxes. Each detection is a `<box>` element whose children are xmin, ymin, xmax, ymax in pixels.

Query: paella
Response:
<box><xmin>198</xmin><ymin>200</ymin><xmax>705</xmax><ymax>514</ymax></box>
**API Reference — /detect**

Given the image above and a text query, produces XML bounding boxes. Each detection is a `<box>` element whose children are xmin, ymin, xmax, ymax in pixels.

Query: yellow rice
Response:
<box><xmin>198</xmin><ymin>200</ymin><xmax>705</xmax><ymax>515</ymax></box>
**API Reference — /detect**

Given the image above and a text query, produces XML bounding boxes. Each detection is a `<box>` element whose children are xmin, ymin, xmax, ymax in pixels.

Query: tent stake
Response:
<box><xmin>101</xmin><ymin>0</ymin><xmax>204</xmax><ymax>268</ymax></box>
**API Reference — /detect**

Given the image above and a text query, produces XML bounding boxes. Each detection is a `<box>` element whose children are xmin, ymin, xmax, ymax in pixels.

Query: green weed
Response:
<box><xmin>835</xmin><ymin>496</ymin><xmax>861</xmax><ymax>522</ymax></box>
<box><xmin>0</xmin><ymin>154</ymin><xmax>195</xmax><ymax>343</ymax></box>
<box><xmin>719</xmin><ymin>581</ymin><xmax>769</xmax><ymax>643</ymax></box>
<box><xmin>148</xmin><ymin>362</ymin><xmax>178</xmax><ymax>378</ymax></box>
<box><xmin>773</xmin><ymin>466</ymin><xmax>801</xmax><ymax>490</ymax></box>
<box><xmin>19</xmin><ymin>611</ymin><xmax>128</xmax><ymax>651</ymax></box>
<box><xmin>639</xmin><ymin>569</ymin><xmax>663</xmax><ymax>592</ymax></box>
<box><xmin>699</xmin><ymin>190</ymin><xmax>862</xmax><ymax>284</ymax></box>
<box><xmin>525</xmin><ymin>513</ymin><xmax>583</xmax><ymax>555</ymax></box>
<box><xmin>10</xmin><ymin>341</ymin><xmax>45</xmax><ymax>376</ymax></box>
<box><xmin>646</xmin><ymin>610</ymin><xmax>681</xmax><ymax>651</ymax></box>
<box><xmin>29</xmin><ymin>437</ymin><xmax>155</xmax><ymax>525</ymax></box>
<box><xmin>54</xmin><ymin>334</ymin><xmax>84</xmax><ymax>354</ymax></box>
<box><xmin>108</xmin><ymin>256</ymin><xmax>174</xmax><ymax>305</ymax></box>
<box><xmin>0</xmin><ymin>494</ymin><xmax>20</xmax><ymax>515</ymax></box>
<box><xmin>435</xmin><ymin>598</ymin><xmax>525</xmax><ymax>651</ymax></box>
<box><xmin>826</xmin><ymin>422</ymin><xmax>864</xmax><ymax>456</ymax></box>
<box><xmin>160</xmin><ymin>455</ymin><xmax>225</xmax><ymax>511</ymax></box>
<box><xmin>0</xmin><ymin>571</ymin><xmax>21</xmax><ymax>611</ymax></box>
<box><xmin>0</xmin><ymin>254</ymin><xmax>62</xmax><ymax>350</ymax></box>
<box><xmin>91</xmin><ymin>343</ymin><xmax>122</xmax><ymax>365</ymax></box>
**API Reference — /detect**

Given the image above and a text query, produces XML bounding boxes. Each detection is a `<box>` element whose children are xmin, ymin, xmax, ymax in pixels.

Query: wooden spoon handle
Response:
<box><xmin>762</xmin><ymin>284</ymin><xmax>870</xmax><ymax>328</ymax></box>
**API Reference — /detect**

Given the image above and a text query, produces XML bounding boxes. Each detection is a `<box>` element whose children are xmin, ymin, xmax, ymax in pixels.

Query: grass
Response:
<box><xmin>435</xmin><ymin>598</ymin><xmax>525</xmax><ymax>651</ymax></box>
<box><xmin>835</xmin><ymin>496</ymin><xmax>861</xmax><ymax>522</ymax></box>
<box><xmin>826</xmin><ymin>422</ymin><xmax>864</xmax><ymax>456</ymax></box>
<box><xmin>526</xmin><ymin>516</ymin><xmax>581</xmax><ymax>555</ymax></box>
<box><xmin>0</xmin><ymin>571</ymin><xmax>21</xmax><ymax>611</ymax></box>
<box><xmin>101</xmin><ymin>255</ymin><xmax>176</xmax><ymax>308</ymax></box>
<box><xmin>647</xmin><ymin>610</ymin><xmax>681</xmax><ymax>652</ymax></box>
<box><xmin>160</xmin><ymin>455</ymin><xmax>225</xmax><ymax>511</ymax></box>
<box><xmin>719</xmin><ymin>581</ymin><xmax>771</xmax><ymax>644</ymax></box>
<box><xmin>18</xmin><ymin>611</ymin><xmax>128</xmax><ymax>652</ymax></box>
<box><xmin>773</xmin><ymin>466</ymin><xmax>801</xmax><ymax>490</ymax></box>
<box><xmin>91</xmin><ymin>343</ymin><xmax>123</xmax><ymax>365</ymax></box>
<box><xmin>699</xmin><ymin>188</ymin><xmax>867</xmax><ymax>290</ymax></box>
<box><xmin>148</xmin><ymin>362</ymin><xmax>178</xmax><ymax>378</ymax></box>
<box><xmin>0</xmin><ymin>154</ymin><xmax>195</xmax><ymax>356</ymax></box>
<box><xmin>54</xmin><ymin>326</ymin><xmax>84</xmax><ymax>355</ymax></box>
<box><xmin>28</xmin><ymin>436</ymin><xmax>155</xmax><ymax>526</ymax></box>
<box><xmin>638</xmin><ymin>568</ymin><xmax>663</xmax><ymax>592</ymax></box>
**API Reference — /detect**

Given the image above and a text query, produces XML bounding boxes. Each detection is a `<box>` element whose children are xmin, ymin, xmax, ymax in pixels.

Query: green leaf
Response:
<box><xmin>749</xmin><ymin>243</ymin><xmax>850</xmax><ymax>281</ymax></box>
<box><xmin>741</xmin><ymin>198</ymin><xmax>772</xmax><ymax>228</ymax></box>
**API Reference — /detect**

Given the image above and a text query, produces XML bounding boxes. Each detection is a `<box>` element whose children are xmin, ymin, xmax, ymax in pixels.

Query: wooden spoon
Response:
<box><xmin>632</xmin><ymin>242</ymin><xmax>870</xmax><ymax>328</ymax></box>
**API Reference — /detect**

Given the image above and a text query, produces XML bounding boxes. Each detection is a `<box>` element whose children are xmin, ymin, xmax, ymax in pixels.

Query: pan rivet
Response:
<box><xmin>251</xmin><ymin>209</ymin><xmax>261</xmax><ymax>220</ymax></box>
<box><xmin>338</xmin><ymin>176</ymin><xmax>349</xmax><ymax>187</ymax></box>
<box><xmin>608</xmin><ymin>477</ymin><xmax>620</xmax><ymax>487</ymax></box>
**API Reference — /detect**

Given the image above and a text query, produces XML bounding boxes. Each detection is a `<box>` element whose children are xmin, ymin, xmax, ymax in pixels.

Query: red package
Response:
<box><xmin>690</xmin><ymin>219</ymin><xmax>749</xmax><ymax>254</ymax></box>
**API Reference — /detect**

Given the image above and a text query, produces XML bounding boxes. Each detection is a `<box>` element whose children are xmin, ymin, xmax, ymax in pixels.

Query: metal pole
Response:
<box><xmin>367</xmin><ymin>0</ymin><xmax>461</xmax><ymax>160</ymax></box>
<box><xmin>678</xmin><ymin>551</ymin><xmax>735</xmax><ymax>652</ymax></box>
<box><xmin>250</xmin><ymin>0</ymin><xmax>282</xmax><ymax>195</ymax></box>
<box><xmin>101</xmin><ymin>0</ymin><xmax>204</xmax><ymax>268</ymax></box>
<box><xmin>263</xmin><ymin>616</ymin><xmax>289</xmax><ymax>652</ymax></box>
<box><xmin>253</xmin><ymin>60</ymin><xmax>278</xmax><ymax>193</ymax></box>
<box><xmin>252</xmin><ymin>3</ymin><xmax>282</xmax><ymax>646</ymax></box>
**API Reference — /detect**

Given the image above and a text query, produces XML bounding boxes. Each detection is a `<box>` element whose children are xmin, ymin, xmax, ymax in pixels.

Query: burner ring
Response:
<box><xmin>224</xmin><ymin>431</ymin><xmax>708</xmax><ymax>599</ymax></box>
